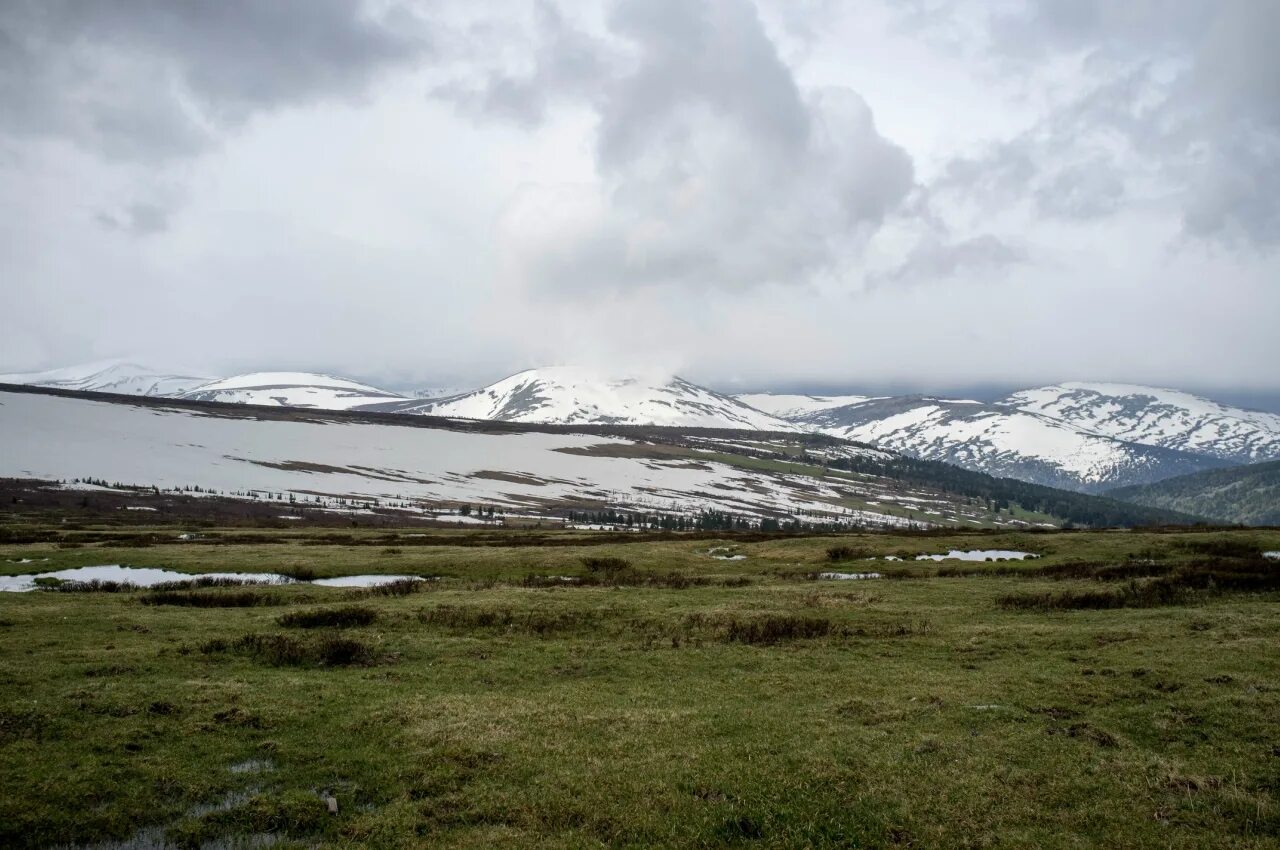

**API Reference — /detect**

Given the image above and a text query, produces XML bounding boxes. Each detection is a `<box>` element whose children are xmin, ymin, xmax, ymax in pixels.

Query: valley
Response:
<box><xmin>1</xmin><ymin>522</ymin><xmax>1277</xmax><ymax>848</ymax></box>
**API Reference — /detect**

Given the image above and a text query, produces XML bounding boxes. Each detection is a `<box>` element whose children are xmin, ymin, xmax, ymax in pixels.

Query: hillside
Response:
<box><xmin>1007</xmin><ymin>382</ymin><xmax>1280</xmax><ymax>464</ymax></box>
<box><xmin>0</xmin><ymin>360</ymin><xmax>209</xmax><ymax>396</ymax></box>
<box><xmin>1107</xmin><ymin>460</ymin><xmax>1280</xmax><ymax>525</ymax></box>
<box><xmin>791</xmin><ymin>396</ymin><xmax>1227</xmax><ymax>492</ymax></box>
<box><xmin>0</xmin><ymin>385</ymin><xmax>1196</xmax><ymax>529</ymax></box>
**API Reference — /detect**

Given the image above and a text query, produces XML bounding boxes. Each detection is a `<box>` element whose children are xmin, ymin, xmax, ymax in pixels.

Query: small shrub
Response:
<box><xmin>582</xmin><ymin>556</ymin><xmax>631</xmax><ymax>574</ymax></box>
<box><xmin>275</xmin><ymin>565</ymin><xmax>318</xmax><ymax>581</ymax></box>
<box><xmin>826</xmin><ymin>545</ymin><xmax>869</xmax><ymax>562</ymax></box>
<box><xmin>278</xmin><ymin>605</ymin><xmax>377</xmax><ymax>629</ymax></box>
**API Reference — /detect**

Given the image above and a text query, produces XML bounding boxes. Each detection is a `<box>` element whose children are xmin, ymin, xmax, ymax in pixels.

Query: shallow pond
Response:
<box><xmin>915</xmin><ymin>550</ymin><xmax>1037</xmax><ymax>562</ymax></box>
<box><xmin>0</xmin><ymin>565</ymin><xmax>426</xmax><ymax>592</ymax></box>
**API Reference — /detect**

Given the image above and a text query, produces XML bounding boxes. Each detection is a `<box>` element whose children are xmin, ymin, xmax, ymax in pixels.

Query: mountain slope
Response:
<box><xmin>178</xmin><ymin>372</ymin><xmax>407</xmax><ymax>410</ymax></box>
<box><xmin>0</xmin><ymin>385</ymin><xmax>1198</xmax><ymax>528</ymax></box>
<box><xmin>733</xmin><ymin>393</ymin><xmax>876</xmax><ymax>419</ymax></box>
<box><xmin>366</xmin><ymin>367</ymin><xmax>798</xmax><ymax>431</ymax></box>
<box><xmin>1007</xmin><ymin>382</ymin><xmax>1280</xmax><ymax>464</ymax></box>
<box><xmin>0</xmin><ymin>361</ymin><xmax>210</xmax><ymax>396</ymax></box>
<box><xmin>794</xmin><ymin>396</ymin><xmax>1230</xmax><ymax>492</ymax></box>
<box><xmin>1108</xmin><ymin>460</ymin><xmax>1280</xmax><ymax>526</ymax></box>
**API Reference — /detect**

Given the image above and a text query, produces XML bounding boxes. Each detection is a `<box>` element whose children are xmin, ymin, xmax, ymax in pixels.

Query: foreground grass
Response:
<box><xmin>1</xmin><ymin>528</ymin><xmax>1278</xmax><ymax>848</ymax></box>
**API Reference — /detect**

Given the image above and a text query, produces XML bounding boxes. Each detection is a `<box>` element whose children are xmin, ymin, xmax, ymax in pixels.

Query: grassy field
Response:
<box><xmin>2</xmin><ymin>526</ymin><xmax>1279</xmax><ymax>848</ymax></box>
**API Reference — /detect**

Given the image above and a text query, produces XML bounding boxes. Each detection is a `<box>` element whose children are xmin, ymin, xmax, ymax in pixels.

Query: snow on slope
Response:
<box><xmin>0</xmin><ymin>389</ymin><xmax>908</xmax><ymax>526</ymax></box>
<box><xmin>733</xmin><ymin>393</ymin><xmax>877</xmax><ymax>419</ymax></box>
<box><xmin>369</xmin><ymin>367</ymin><xmax>799</xmax><ymax>431</ymax></box>
<box><xmin>796</xmin><ymin>397</ymin><xmax>1228</xmax><ymax>492</ymax></box>
<box><xmin>0</xmin><ymin>361</ymin><xmax>210</xmax><ymax>396</ymax></box>
<box><xmin>1007</xmin><ymin>382</ymin><xmax>1280</xmax><ymax>464</ymax></box>
<box><xmin>178</xmin><ymin>372</ymin><xmax>408</xmax><ymax>410</ymax></box>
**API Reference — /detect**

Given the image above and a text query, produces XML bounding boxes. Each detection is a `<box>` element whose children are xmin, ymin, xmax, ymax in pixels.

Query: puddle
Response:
<box><xmin>1264</xmin><ymin>551</ymin><xmax>1279</xmax><ymax>560</ymax></box>
<box><xmin>229</xmin><ymin>759</ymin><xmax>275</xmax><ymax>775</ymax></box>
<box><xmin>915</xmin><ymin>550</ymin><xmax>1037</xmax><ymax>562</ymax></box>
<box><xmin>6</xmin><ymin>558</ymin><xmax>49</xmax><ymax>564</ymax></box>
<box><xmin>818</xmin><ymin>572</ymin><xmax>882</xmax><ymax>580</ymax></box>
<box><xmin>0</xmin><ymin>566</ymin><xmax>427</xmax><ymax>592</ymax></box>
<box><xmin>311</xmin><ymin>575</ymin><xmax>425</xmax><ymax>587</ymax></box>
<box><xmin>707</xmin><ymin>547</ymin><xmax>747</xmax><ymax>561</ymax></box>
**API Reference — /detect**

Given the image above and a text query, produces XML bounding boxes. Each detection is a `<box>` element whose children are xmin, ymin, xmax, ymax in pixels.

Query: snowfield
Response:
<box><xmin>0</xmin><ymin>390</ymin><xmax>912</xmax><ymax>526</ymax></box>
<box><xmin>178</xmin><ymin>372</ymin><xmax>408</xmax><ymax>410</ymax></box>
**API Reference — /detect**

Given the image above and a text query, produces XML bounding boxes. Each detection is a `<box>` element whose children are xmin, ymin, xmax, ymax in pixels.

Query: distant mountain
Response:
<box><xmin>1007</xmin><ymin>382</ymin><xmax>1280</xmax><ymax>464</ymax></box>
<box><xmin>364</xmin><ymin>367</ymin><xmax>799</xmax><ymax>431</ymax></box>
<box><xmin>792</xmin><ymin>396</ymin><xmax>1229</xmax><ymax>492</ymax></box>
<box><xmin>0</xmin><ymin>361</ymin><xmax>209</xmax><ymax>397</ymax></box>
<box><xmin>734</xmin><ymin>392</ymin><xmax>877</xmax><ymax>419</ymax></box>
<box><xmin>1108</xmin><ymin>460</ymin><xmax>1280</xmax><ymax>526</ymax></box>
<box><xmin>178</xmin><ymin>372</ymin><xmax>407</xmax><ymax>410</ymax></box>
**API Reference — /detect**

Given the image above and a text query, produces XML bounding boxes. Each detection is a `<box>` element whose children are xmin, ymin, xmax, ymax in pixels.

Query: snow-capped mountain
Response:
<box><xmin>1006</xmin><ymin>383</ymin><xmax>1280</xmax><ymax>465</ymax></box>
<box><xmin>412</xmin><ymin>386</ymin><xmax>469</xmax><ymax>400</ymax></box>
<box><xmin>365</xmin><ymin>367</ymin><xmax>799</xmax><ymax>431</ymax></box>
<box><xmin>794</xmin><ymin>396</ymin><xmax>1229</xmax><ymax>492</ymax></box>
<box><xmin>177</xmin><ymin>372</ymin><xmax>408</xmax><ymax>410</ymax></box>
<box><xmin>734</xmin><ymin>392</ymin><xmax>877</xmax><ymax>419</ymax></box>
<box><xmin>0</xmin><ymin>360</ymin><xmax>210</xmax><ymax>397</ymax></box>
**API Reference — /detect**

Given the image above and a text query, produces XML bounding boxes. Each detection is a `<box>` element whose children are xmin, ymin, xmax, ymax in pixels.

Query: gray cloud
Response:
<box><xmin>470</xmin><ymin>0</ymin><xmax>916</xmax><ymax>294</ymax></box>
<box><xmin>95</xmin><ymin>202</ymin><xmax>170</xmax><ymax>237</ymax></box>
<box><xmin>881</xmin><ymin>234</ymin><xmax>1027</xmax><ymax>285</ymax></box>
<box><xmin>921</xmin><ymin>0</ymin><xmax>1280</xmax><ymax>249</ymax></box>
<box><xmin>0</xmin><ymin>0</ymin><xmax>429</xmax><ymax>160</ymax></box>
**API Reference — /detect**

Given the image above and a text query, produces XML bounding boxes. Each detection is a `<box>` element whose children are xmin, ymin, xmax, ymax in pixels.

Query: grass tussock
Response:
<box><xmin>826</xmin><ymin>545</ymin><xmax>870</xmax><ymax>562</ymax></box>
<box><xmin>722</xmin><ymin>615</ymin><xmax>835</xmax><ymax>645</ymax></box>
<box><xmin>418</xmin><ymin>605</ymin><xmax>596</xmax><ymax>635</ymax></box>
<box><xmin>344</xmin><ymin>577</ymin><xmax>429</xmax><ymax>598</ymax></box>
<box><xmin>149</xmin><ymin>576</ymin><xmax>264</xmax><ymax>590</ymax></box>
<box><xmin>690</xmin><ymin>613</ymin><xmax>932</xmax><ymax>645</ymax></box>
<box><xmin>141</xmin><ymin>589</ymin><xmax>285</xmax><ymax>608</ymax></box>
<box><xmin>522</xmin><ymin>569</ymin><xmax>711</xmax><ymax>589</ymax></box>
<box><xmin>1000</xmin><ymin>558</ymin><xmax>1280</xmax><ymax>611</ymax></box>
<box><xmin>581</xmin><ymin>556</ymin><xmax>632</xmax><ymax>573</ymax></box>
<box><xmin>278</xmin><ymin>605</ymin><xmax>377</xmax><ymax>629</ymax></box>
<box><xmin>200</xmin><ymin>632</ymin><xmax>375</xmax><ymax>666</ymax></box>
<box><xmin>42</xmin><ymin>579</ymin><xmax>139</xmax><ymax>593</ymax></box>
<box><xmin>274</xmin><ymin>565</ymin><xmax>318</xmax><ymax>581</ymax></box>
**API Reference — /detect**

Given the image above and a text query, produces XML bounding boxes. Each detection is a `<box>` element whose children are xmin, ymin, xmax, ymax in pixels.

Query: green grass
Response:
<box><xmin>2</xmin><ymin>526</ymin><xmax>1279</xmax><ymax>848</ymax></box>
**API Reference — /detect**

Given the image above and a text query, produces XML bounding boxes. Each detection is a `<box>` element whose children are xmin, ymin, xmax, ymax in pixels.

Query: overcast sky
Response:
<box><xmin>2</xmin><ymin>0</ymin><xmax>1278</xmax><ymax>397</ymax></box>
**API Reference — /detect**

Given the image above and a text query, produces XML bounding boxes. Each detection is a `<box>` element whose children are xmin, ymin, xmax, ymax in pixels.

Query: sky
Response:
<box><xmin>2</xmin><ymin>0</ymin><xmax>1278</xmax><ymax>399</ymax></box>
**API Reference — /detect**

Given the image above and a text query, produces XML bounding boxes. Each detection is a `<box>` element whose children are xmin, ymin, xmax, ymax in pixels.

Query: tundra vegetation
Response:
<box><xmin>1</xmin><ymin>522</ymin><xmax>1278</xmax><ymax>848</ymax></box>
